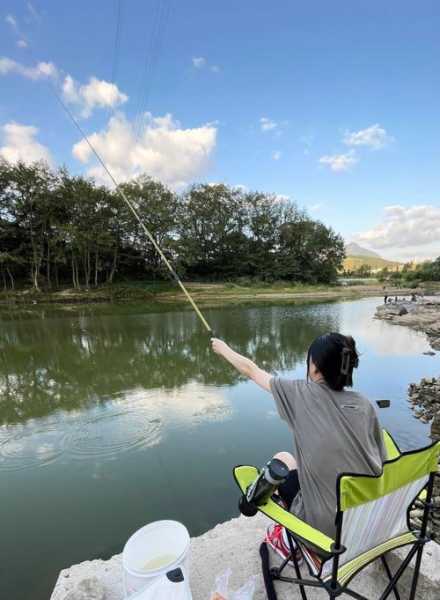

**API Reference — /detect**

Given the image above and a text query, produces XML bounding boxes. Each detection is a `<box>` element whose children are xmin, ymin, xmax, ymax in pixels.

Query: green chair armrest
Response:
<box><xmin>383</xmin><ymin>429</ymin><xmax>401</xmax><ymax>460</ymax></box>
<box><xmin>233</xmin><ymin>465</ymin><xmax>335</xmax><ymax>556</ymax></box>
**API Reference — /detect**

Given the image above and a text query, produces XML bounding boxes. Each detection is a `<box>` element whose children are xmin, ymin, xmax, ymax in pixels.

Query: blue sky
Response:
<box><xmin>1</xmin><ymin>1</ymin><xmax>439</xmax><ymax>261</ymax></box>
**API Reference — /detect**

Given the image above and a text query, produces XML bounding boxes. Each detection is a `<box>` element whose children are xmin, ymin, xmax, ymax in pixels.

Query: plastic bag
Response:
<box><xmin>210</xmin><ymin>568</ymin><xmax>256</xmax><ymax>600</ymax></box>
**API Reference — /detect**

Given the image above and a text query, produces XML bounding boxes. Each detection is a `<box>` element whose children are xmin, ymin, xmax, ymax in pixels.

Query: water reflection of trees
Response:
<box><xmin>0</xmin><ymin>303</ymin><xmax>338</xmax><ymax>425</ymax></box>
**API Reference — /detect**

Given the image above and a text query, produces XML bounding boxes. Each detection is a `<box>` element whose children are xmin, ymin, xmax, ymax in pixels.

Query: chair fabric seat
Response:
<box><xmin>322</xmin><ymin>532</ymin><xmax>417</xmax><ymax>585</ymax></box>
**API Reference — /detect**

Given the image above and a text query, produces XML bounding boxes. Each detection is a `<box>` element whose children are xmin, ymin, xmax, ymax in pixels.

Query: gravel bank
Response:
<box><xmin>51</xmin><ymin>512</ymin><xmax>440</xmax><ymax>599</ymax></box>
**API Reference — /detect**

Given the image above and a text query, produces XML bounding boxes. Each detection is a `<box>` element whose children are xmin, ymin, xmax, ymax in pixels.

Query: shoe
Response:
<box><xmin>264</xmin><ymin>523</ymin><xmax>303</xmax><ymax>565</ymax></box>
<box><xmin>300</xmin><ymin>544</ymin><xmax>322</xmax><ymax>575</ymax></box>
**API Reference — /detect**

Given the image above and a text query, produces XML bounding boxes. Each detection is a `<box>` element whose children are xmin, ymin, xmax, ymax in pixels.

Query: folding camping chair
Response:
<box><xmin>233</xmin><ymin>431</ymin><xmax>440</xmax><ymax>600</ymax></box>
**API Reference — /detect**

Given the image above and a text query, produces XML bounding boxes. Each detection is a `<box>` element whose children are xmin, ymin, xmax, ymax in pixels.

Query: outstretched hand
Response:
<box><xmin>211</xmin><ymin>337</ymin><xmax>230</xmax><ymax>357</ymax></box>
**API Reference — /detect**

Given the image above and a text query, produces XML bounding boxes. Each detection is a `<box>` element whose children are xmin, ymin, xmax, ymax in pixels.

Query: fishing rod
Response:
<box><xmin>49</xmin><ymin>85</ymin><xmax>212</xmax><ymax>334</ymax></box>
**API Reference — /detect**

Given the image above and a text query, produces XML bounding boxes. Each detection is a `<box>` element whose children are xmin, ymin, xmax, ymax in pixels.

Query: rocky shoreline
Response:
<box><xmin>375</xmin><ymin>298</ymin><xmax>440</xmax><ymax>350</ymax></box>
<box><xmin>408</xmin><ymin>377</ymin><xmax>440</xmax><ymax>542</ymax></box>
<box><xmin>375</xmin><ymin>299</ymin><xmax>440</xmax><ymax>541</ymax></box>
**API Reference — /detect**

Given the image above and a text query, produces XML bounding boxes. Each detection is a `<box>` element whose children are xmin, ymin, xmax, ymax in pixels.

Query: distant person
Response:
<box><xmin>411</xmin><ymin>293</ymin><xmax>417</xmax><ymax>302</ymax></box>
<box><xmin>395</xmin><ymin>296</ymin><xmax>398</xmax><ymax>303</ymax></box>
<box><xmin>384</xmin><ymin>294</ymin><xmax>388</xmax><ymax>304</ymax></box>
<box><xmin>211</xmin><ymin>332</ymin><xmax>386</xmax><ymax>562</ymax></box>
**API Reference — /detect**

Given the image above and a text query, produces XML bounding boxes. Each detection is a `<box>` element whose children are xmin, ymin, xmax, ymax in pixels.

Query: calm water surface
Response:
<box><xmin>0</xmin><ymin>297</ymin><xmax>438</xmax><ymax>600</ymax></box>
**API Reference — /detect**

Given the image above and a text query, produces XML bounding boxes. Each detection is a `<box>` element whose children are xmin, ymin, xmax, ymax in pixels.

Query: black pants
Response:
<box><xmin>278</xmin><ymin>469</ymin><xmax>300</xmax><ymax>508</ymax></box>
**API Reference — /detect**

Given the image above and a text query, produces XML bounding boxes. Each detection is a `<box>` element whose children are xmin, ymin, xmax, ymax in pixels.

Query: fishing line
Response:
<box><xmin>110</xmin><ymin>0</ymin><xmax>123</xmax><ymax>86</ymax></box>
<box><xmin>133</xmin><ymin>0</ymin><xmax>171</xmax><ymax>142</ymax></box>
<box><xmin>47</xmin><ymin>83</ymin><xmax>212</xmax><ymax>333</ymax></box>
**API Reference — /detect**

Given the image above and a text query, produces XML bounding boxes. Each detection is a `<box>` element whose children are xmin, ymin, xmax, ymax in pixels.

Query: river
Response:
<box><xmin>0</xmin><ymin>297</ymin><xmax>438</xmax><ymax>600</ymax></box>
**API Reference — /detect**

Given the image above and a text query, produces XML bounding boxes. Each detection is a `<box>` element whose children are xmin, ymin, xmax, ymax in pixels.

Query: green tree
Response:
<box><xmin>119</xmin><ymin>176</ymin><xmax>179</xmax><ymax>279</ymax></box>
<box><xmin>1</xmin><ymin>161</ymin><xmax>57</xmax><ymax>290</ymax></box>
<box><xmin>277</xmin><ymin>218</ymin><xmax>345</xmax><ymax>283</ymax></box>
<box><xmin>179</xmin><ymin>184</ymin><xmax>248</xmax><ymax>278</ymax></box>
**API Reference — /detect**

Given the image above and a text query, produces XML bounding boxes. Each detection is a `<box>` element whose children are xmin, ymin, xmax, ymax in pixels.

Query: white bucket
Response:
<box><xmin>122</xmin><ymin>520</ymin><xmax>191</xmax><ymax>598</ymax></box>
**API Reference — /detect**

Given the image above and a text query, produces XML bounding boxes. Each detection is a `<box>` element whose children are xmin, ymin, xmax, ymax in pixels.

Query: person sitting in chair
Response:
<box><xmin>211</xmin><ymin>332</ymin><xmax>386</xmax><ymax>564</ymax></box>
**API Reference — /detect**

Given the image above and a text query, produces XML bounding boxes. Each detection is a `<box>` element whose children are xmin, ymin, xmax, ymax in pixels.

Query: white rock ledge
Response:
<box><xmin>50</xmin><ymin>514</ymin><xmax>439</xmax><ymax>600</ymax></box>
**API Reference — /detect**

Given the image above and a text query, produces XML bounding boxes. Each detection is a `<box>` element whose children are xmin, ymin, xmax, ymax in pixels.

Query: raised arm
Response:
<box><xmin>211</xmin><ymin>338</ymin><xmax>272</xmax><ymax>392</ymax></box>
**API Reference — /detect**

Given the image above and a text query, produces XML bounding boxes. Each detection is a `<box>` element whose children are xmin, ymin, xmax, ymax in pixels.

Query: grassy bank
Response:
<box><xmin>0</xmin><ymin>280</ymin><xmax>427</xmax><ymax>309</ymax></box>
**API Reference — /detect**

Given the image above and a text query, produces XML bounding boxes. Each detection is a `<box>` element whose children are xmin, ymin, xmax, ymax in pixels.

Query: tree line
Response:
<box><xmin>378</xmin><ymin>261</ymin><xmax>440</xmax><ymax>284</ymax></box>
<box><xmin>0</xmin><ymin>159</ymin><xmax>345</xmax><ymax>291</ymax></box>
<box><xmin>344</xmin><ymin>262</ymin><xmax>440</xmax><ymax>283</ymax></box>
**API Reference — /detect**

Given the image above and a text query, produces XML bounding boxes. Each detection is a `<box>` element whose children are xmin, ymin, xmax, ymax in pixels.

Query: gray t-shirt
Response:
<box><xmin>270</xmin><ymin>377</ymin><xmax>387</xmax><ymax>538</ymax></box>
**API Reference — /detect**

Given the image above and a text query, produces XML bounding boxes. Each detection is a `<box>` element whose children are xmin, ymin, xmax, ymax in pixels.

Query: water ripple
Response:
<box><xmin>0</xmin><ymin>423</ymin><xmax>71</xmax><ymax>472</ymax></box>
<box><xmin>68</xmin><ymin>408</ymin><xmax>162</xmax><ymax>460</ymax></box>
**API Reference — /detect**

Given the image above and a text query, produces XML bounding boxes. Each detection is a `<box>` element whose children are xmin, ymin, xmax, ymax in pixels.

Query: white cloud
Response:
<box><xmin>343</xmin><ymin>124</ymin><xmax>392</xmax><ymax>149</ymax></box>
<box><xmin>27</xmin><ymin>2</ymin><xmax>42</xmax><ymax>22</ymax></box>
<box><xmin>0</xmin><ymin>122</ymin><xmax>53</xmax><ymax>166</ymax></box>
<box><xmin>192</xmin><ymin>57</ymin><xmax>206</xmax><ymax>69</ymax></box>
<box><xmin>5</xmin><ymin>15</ymin><xmax>29</xmax><ymax>48</ymax></box>
<box><xmin>5</xmin><ymin>14</ymin><xmax>18</xmax><ymax>30</ymax></box>
<box><xmin>72</xmin><ymin>112</ymin><xmax>217</xmax><ymax>189</ymax></box>
<box><xmin>272</xmin><ymin>150</ymin><xmax>281</xmax><ymax>160</ymax></box>
<box><xmin>0</xmin><ymin>57</ymin><xmax>128</xmax><ymax>119</ymax></box>
<box><xmin>357</xmin><ymin>205</ymin><xmax>440</xmax><ymax>254</ymax></box>
<box><xmin>62</xmin><ymin>75</ymin><xmax>128</xmax><ymax>118</ymax></box>
<box><xmin>309</xmin><ymin>203</ymin><xmax>323</xmax><ymax>213</ymax></box>
<box><xmin>260</xmin><ymin>117</ymin><xmax>277</xmax><ymax>132</ymax></box>
<box><xmin>192</xmin><ymin>57</ymin><xmax>220</xmax><ymax>73</ymax></box>
<box><xmin>0</xmin><ymin>57</ymin><xmax>57</xmax><ymax>80</ymax></box>
<box><xmin>319</xmin><ymin>150</ymin><xmax>357</xmax><ymax>172</ymax></box>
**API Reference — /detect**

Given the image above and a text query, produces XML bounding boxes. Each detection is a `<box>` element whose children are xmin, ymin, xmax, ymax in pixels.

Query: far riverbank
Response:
<box><xmin>375</xmin><ymin>297</ymin><xmax>440</xmax><ymax>350</ymax></box>
<box><xmin>1</xmin><ymin>281</ymin><xmax>434</xmax><ymax>309</ymax></box>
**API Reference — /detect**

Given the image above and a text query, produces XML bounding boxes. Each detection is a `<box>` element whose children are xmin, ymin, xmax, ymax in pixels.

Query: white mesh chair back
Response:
<box><xmin>319</xmin><ymin>443</ymin><xmax>439</xmax><ymax>579</ymax></box>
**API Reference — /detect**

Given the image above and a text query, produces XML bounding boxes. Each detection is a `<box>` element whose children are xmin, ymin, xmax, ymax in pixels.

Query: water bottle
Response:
<box><xmin>239</xmin><ymin>458</ymin><xmax>289</xmax><ymax>517</ymax></box>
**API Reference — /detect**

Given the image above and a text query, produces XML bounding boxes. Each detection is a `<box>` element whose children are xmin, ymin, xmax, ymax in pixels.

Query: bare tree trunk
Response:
<box><xmin>46</xmin><ymin>243</ymin><xmax>51</xmax><ymax>289</ymax></box>
<box><xmin>6</xmin><ymin>267</ymin><xmax>14</xmax><ymax>290</ymax></box>
<box><xmin>108</xmin><ymin>247</ymin><xmax>118</xmax><ymax>283</ymax></box>
<box><xmin>55</xmin><ymin>264</ymin><xmax>59</xmax><ymax>288</ymax></box>
<box><xmin>2</xmin><ymin>270</ymin><xmax>6</xmax><ymax>291</ymax></box>
<box><xmin>32</xmin><ymin>264</ymin><xmax>40</xmax><ymax>291</ymax></box>
<box><xmin>86</xmin><ymin>248</ymin><xmax>91</xmax><ymax>288</ymax></box>
<box><xmin>71</xmin><ymin>256</ymin><xmax>75</xmax><ymax>288</ymax></box>
<box><xmin>72</xmin><ymin>256</ymin><xmax>80</xmax><ymax>289</ymax></box>
<box><xmin>82</xmin><ymin>249</ymin><xmax>91</xmax><ymax>288</ymax></box>
<box><xmin>94</xmin><ymin>252</ymin><xmax>99</xmax><ymax>287</ymax></box>
<box><xmin>75</xmin><ymin>259</ymin><xmax>80</xmax><ymax>289</ymax></box>
<box><xmin>29</xmin><ymin>207</ymin><xmax>40</xmax><ymax>291</ymax></box>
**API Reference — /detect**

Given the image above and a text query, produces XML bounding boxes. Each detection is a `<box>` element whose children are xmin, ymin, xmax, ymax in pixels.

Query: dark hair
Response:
<box><xmin>307</xmin><ymin>332</ymin><xmax>359</xmax><ymax>391</ymax></box>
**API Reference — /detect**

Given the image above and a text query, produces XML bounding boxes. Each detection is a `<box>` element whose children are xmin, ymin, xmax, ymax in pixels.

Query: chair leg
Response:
<box><xmin>286</xmin><ymin>531</ymin><xmax>308</xmax><ymax>600</ymax></box>
<box><xmin>259</xmin><ymin>542</ymin><xmax>278</xmax><ymax>600</ymax></box>
<box><xmin>408</xmin><ymin>545</ymin><xmax>424</xmax><ymax>600</ymax></box>
<box><xmin>378</xmin><ymin>545</ymin><xmax>418</xmax><ymax>600</ymax></box>
<box><xmin>381</xmin><ymin>555</ymin><xmax>401</xmax><ymax>600</ymax></box>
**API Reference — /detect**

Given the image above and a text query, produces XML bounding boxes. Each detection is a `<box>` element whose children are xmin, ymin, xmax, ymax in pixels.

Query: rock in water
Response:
<box><xmin>65</xmin><ymin>578</ymin><xmax>105</xmax><ymax>600</ymax></box>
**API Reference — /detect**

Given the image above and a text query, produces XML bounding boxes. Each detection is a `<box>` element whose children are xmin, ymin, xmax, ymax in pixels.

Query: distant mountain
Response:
<box><xmin>343</xmin><ymin>242</ymin><xmax>402</xmax><ymax>273</ymax></box>
<box><xmin>345</xmin><ymin>242</ymin><xmax>381</xmax><ymax>258</ymax></box>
